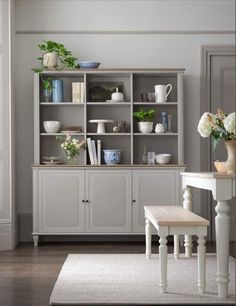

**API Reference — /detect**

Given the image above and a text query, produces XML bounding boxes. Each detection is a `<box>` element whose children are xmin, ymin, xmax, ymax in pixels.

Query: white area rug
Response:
<box><xmin>50</xmin><ymin>254</ymin><xmax>235</xmax><ymax>305</ymax></box>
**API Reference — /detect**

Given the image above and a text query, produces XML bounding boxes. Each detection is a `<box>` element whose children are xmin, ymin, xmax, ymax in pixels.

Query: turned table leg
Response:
<box><xmin>183</xmin><ymin>186</ymin><xmax>193</xmax><ymax>257</ymax></box>
<box><xmin>215</xmin><ymin>200</ymin><xmax>230</xmax><ymax>298</ymax></box>
<box><xmin>159</xmin><ymin>235</ymin><xmax>168</xmax><ymax>293</ymax></box>
<box><xmin>174</xmin><ymin>235</ymin><xmax>179</xmax><ymax>259</ymax></box>
<box><xmin>145</xmin><ymin>218</ymin><xmax>152</xmax><ymax>259</ymax></box>
<box><xmin>197</xmin><ymin>235</ymin><xmax>206</xmax><ymax>294</ymax></box>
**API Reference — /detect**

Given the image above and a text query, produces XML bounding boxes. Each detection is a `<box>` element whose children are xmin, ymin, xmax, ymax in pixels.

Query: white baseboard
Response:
<box><xmin>0</xmin><ymin>223</ymin><xmax>18</xmax><ymax>250</ymax></box>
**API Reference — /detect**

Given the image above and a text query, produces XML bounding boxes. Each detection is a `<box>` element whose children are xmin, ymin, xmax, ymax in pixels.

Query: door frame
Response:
<box><xmin>200</xmin><ymin>45</ymin><xmax>235</xmax><ymax>240</ymax></box>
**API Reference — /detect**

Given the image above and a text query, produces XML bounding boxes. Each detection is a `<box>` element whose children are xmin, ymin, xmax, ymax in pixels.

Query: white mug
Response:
<box><xmin>154</xmin><ymin>84</ymin><xmax>172</xmax><ymax>103</ymax></box>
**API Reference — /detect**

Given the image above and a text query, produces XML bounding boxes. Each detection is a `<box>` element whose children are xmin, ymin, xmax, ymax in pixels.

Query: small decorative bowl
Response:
<box><xmin>155</xmin><ymin>153</ymin><xmax>171</xmax><ymax>164</ymax></box>
<box><xmin>103</xmin><ymin>149</ymin><xmax>122</xmax><ymax>165</ymax></box>
<box><xmin>78</xmin><ymin>61</ymin><xmax>101</xmax><ymax>69</ymax></box>
<box><xmin>43</xmin><ymin>121</ymin><xmax>61</xmax><ymax>133</ymax></box>
<box><xmin>214</xmin><ymin>161</ymin><xmax>227</xmax><ymax>173</ymax></box>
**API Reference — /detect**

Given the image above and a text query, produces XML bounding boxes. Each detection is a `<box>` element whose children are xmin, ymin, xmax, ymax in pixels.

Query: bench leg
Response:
<box><xmin>159</xmin><ymin>236</ymin><xmax>168</xmax><ymax>293</ymax></box>
<box><xmin>145</xmin><ymin>218</ymin><xmax>151</xmax><ymax>259</ymax></box>
<box><xmin>174</xmin><ymin>235</ymin><xmax>179</xmax><ymax>259</ymax></box>
<box><xmin>183</xmin><ymin>187</ymin><xmax>193</xmax><ymax>257</ymax></box>
<box><xmin>197</xmin><ymin>235</ymin><xmax>206</xmax><ymax>293</ymax></box>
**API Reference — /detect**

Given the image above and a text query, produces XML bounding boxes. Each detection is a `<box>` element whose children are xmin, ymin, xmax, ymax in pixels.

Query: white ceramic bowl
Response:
<box><xmin>43</xmin><ymin>121</ymin><xmax>61</xmax><ymax>133</ymax></box>
<box><xmin>155</xmin><ymin>154</ymin><xmax>171</xmax><ymax>164</ymax></box>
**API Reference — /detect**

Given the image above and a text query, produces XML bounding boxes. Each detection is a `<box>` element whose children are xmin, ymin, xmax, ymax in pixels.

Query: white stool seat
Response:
<box><xmin>144</xmin><ymin>206</ymin><xmax>209</xmax><ymax>294</ymax></box>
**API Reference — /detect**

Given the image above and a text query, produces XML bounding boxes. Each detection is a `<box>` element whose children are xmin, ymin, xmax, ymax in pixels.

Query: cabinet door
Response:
<box><xmin>86</xmin><ymin>170</ymin><xmax>132</xmax><ymax>233</ymax></box>
<box><xmin>39</xmin><ymin>170</ymin><xmax>85</xmax><ymax>233</ymax></box>
<box><xmin>133</xmin><ymin>170</ymin><xmax>180</xmax><ymax>233</ymax></box>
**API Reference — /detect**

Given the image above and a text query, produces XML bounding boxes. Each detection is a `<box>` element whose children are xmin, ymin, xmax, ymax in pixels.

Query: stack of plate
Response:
<box><xmin>41</xmin><ymin>156</ymin><xmax>63</xmax><ymax>165</ymax></box>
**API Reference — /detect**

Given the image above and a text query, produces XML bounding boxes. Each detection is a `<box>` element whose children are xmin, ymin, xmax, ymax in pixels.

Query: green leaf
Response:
<box><xmin>133</xmin><ymin>109</ymin><xmax>155</xmax><ymax>122</ymax></box>
<box><xmin>213</xmin><ymin>138</ymin><xmax>220</xmax><ymax>151</ymax></box>
<box><xmin>32</xmin><ymin>68</ymin><xmax>43</xmax><ymax>73</ymax></box>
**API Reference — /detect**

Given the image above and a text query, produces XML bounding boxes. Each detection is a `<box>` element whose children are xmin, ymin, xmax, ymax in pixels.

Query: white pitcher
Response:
<box><xmin>154</xmin><ymin>84</ymin><xmax>172</xmax><ymax>103</ymax></box>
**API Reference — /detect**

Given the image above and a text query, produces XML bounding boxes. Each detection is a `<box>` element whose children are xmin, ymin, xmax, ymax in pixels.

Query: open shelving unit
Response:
<box><xmin>34</xmin><ymin>68</ymin><xmax>184</xmax><ymax>166</ymax></box>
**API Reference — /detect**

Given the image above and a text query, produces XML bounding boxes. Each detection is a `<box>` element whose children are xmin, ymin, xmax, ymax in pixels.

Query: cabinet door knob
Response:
<box><xmin>82</xmin><ymin>200</ymin><xmax>85</xmax><ymax>203</ymax></box>
<box><xmin>132</xmin><ymin>200</ymin><xmax>136</xmax><ymax>203</ymax></box>
<box><xmin>86</xmin><ymin>200</ymin><xmax>89</xmax><ymax>203</ymax></box>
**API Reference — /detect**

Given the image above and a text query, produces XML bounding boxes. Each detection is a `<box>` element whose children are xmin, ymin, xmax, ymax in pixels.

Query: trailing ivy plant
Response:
<box><xmin>41</xmin><ymin>76</ymin><xmax>53</xmax><ymax>93</ymax></box>
<box><xmin>32</xmin><ymin>40</ymin><xmax>78</xmax><ymax>90</ymax></box>
<box><xmin>37</xmin><ymin>40</ymin><xmax>77</xmax><ymax>69</ymax></box>
<box><xmin>133</xmin><ymin>109</ymin><xmax>155</xmax><ymax>122</ymax></box>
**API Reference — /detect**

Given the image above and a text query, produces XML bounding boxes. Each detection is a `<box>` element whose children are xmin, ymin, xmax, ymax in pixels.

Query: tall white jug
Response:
<box><xmin>154</xmin><ymin>84</ymin><xmax>172</xmax><ymax>103</ymax></box>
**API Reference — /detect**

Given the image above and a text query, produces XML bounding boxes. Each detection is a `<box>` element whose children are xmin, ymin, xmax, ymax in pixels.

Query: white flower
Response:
<box><xmin>223</xmin><ymin>112</ymin><xmax>235</xmax><ymax>135</ymax></box>
<box><xmin>61</xmin><ymin>144</ymin><xmax>64</xmax><ymax>148</ymax></box>
<box><xmin>66</xmin><ymin>134</ymin><xmax>71</xmax><ymax>141</ymax></box>
<box><xmin>197</xmin><ymin>112</ymin><xmax>213</xmax><ymax>138</ymax></box>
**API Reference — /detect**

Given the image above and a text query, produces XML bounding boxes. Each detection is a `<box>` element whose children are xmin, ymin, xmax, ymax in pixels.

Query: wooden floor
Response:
<box><xmin>0</xmin><ymin>241</ymin><xmax>235</xmax><ymax>306</ymax></box>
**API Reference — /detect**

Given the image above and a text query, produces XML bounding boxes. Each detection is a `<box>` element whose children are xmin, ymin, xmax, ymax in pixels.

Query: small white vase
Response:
<box><xmin>138</xmin><ymin>122</ymin><xmax>153</xmax><ymax>133</ymax></box>
<box><xmin>43</xmin><ymin>52</ymin><xmax>59</xmax><ymax>68</ymax></box>
<box><xmin>155</xmin><ymin>123</ymin><xmax>165</xmax><ymax>134</ymax></box>
<box><xmin>111</xmin><ymin>87</ymin><xmax>124</xmax><ymax>102</ymax></box>
<box><xmin>225</xmin><ymin>140</ymin><xmax>236</xmax><ymax>173</ymax></box>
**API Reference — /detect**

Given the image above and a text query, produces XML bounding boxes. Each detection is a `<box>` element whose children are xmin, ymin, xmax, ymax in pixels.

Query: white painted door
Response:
<box><xmin>86</xmin><ymin>170</ymin><xmax>132</xmax><ymax>232</ymax></box>
<box><xmin>39</xmin><ymin>170</ymin><xmax>85</xmax><ymax>232</ymax></box>
<box><xmin>133</xmin><ymin>170</ymin><xmax>179</xmax><ymax>233</ymax></box>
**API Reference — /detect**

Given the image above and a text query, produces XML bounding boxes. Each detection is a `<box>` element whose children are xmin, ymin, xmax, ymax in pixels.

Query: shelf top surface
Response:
<box><xmin>36</xmin><ymin>68</ymin><xmax>185</xmax><ymax>75</ymax></box>
<box><xmin>180</xmin><ymin>172</ymin><xmax>236</xmax><ymax>179</ymax></box>
<box><xmin>40</xmin><ymin>102</ymin><xmax>177</xmax><ymax>105</ymax></box>
<box><xmin>32</xmin><ymin>164</ymin><xmax>186</xmax><ymax>169</ymax></box>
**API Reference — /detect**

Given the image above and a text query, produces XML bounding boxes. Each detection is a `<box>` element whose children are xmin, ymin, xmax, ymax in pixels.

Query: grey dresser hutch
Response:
<box><xmin>32</xmin><ymin>68</ymin><xmax>186</xmax><ymax>246</ymax></box>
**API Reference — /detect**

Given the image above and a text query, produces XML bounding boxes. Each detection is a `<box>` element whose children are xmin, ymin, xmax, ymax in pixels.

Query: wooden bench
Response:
<box><xmin>144</xmin><ymin>206</ymin><xmax>209</xmax><ymax>294</ymax></box>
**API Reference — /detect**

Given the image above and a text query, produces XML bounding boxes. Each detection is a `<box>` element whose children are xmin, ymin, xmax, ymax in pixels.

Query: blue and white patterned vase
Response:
<box><xmin>103</xmin><ymin>150</ymin><xmax>122</xmax><ymax>165</ymax></box>
<box><xmin>161</xmin><ymin>112</ymin><xmax>168</xmax><ymax>132</ymax></box>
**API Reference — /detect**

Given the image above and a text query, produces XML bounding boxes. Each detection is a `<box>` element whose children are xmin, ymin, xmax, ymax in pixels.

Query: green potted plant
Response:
<box><xmin>33</xmin><ymin>40</ymin><xmax>77</xmax><ymax>71</ymax></box>
<box><xmin>32</xmin><ymin>41</ymin><xmax>78</xmax><ymax>101</ymax></box>
<box><xmin>133</xmin><ymin>109</ymin><xmax>155</xmax><ymax>133</ymax></box>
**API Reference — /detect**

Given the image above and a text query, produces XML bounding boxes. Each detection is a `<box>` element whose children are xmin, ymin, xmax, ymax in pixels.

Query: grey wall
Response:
<box><xmin>14</xmin><ymin>0</ymin><xmax>235</xmax><ymax>240</ymax></box>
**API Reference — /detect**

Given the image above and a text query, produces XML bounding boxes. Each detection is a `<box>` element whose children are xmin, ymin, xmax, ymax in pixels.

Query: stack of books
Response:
<box><xmin>87</xmin><ymin>138</ymin><xmax>101</xmax><ymax>165</ymax></box>
<box><xmin>72</xmin><ymin>82</ymin><xmax>85</xmax><ymax>103</ymax></box>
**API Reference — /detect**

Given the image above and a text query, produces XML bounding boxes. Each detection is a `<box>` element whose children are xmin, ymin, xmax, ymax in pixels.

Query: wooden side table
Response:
<box><xmin>181</xmin><ymin>172</ymin><xmax>236</xmax><ymax>299</ymax></box>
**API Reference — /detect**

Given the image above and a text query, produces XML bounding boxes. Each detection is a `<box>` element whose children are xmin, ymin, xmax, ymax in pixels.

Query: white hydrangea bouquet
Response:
<box><xmin>56</xmin><ymin>133</ymin><xmax>86</xmax><ymax>162</ymax></box>
<box><xmin>198</xmin><ymin>109</ymin><xmax>236</xmax><ymax>149</ymax></box>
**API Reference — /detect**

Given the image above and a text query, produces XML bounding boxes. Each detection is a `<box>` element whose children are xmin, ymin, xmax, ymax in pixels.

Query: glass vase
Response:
<box><xmin>43</xmin><ymin>89</ymin><xmax>52</xmax><ymax>102</ymax></box>
<box><xmin>66</xmin><ymin>155</ymin><xmax>78</xmax><ymax>165</ymax></box>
